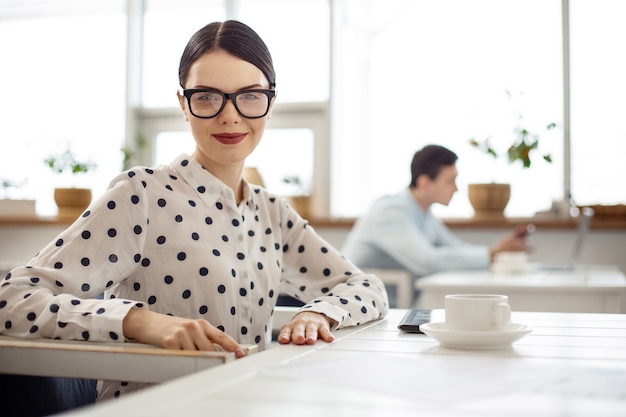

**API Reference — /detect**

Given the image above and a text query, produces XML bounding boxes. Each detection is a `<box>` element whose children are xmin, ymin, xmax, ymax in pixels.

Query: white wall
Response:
<box><xmin>1</xmin><ymin>224</ymin><xmax>625</xmax><ymax>274</ymax></box>
<box><xmin>0</xmin><ymin>224</ymin><xmax>67</xmax><ymax>270</ymax></box>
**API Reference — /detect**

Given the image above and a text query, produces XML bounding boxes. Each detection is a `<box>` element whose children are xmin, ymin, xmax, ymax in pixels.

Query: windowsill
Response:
<box><xmin>306</xmin><ymin>216</ymin><xmax>626</xmax><ymax>230</ymax></box>
<box><xmin>0</xmin><ymin>216</ymin><xmax>75</xmax><ymax>225</ymax></box>
<box><xmin>1</xmin><ymin>215</ymin><xmax>626</xmax><ymax>230</ymax></box>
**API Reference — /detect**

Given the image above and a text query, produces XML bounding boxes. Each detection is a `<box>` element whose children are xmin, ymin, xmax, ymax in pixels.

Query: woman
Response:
<box><xmin>0</xmin><ymin>20</ymin><xmax>389</xmax><ymax>400</ymax></box>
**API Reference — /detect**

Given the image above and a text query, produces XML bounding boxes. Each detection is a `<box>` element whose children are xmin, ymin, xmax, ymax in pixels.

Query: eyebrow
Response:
<box><xmin>189</xmin><ymin>84</ymin><xmax>267</xmax><ymax>91</ymax></box>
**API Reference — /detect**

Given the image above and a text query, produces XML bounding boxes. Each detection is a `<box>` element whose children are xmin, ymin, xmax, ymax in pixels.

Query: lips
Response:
<box><xmin>213</xmin><ymin>132</ymin><xmax>247</xmax><ymax>145</ymax></box>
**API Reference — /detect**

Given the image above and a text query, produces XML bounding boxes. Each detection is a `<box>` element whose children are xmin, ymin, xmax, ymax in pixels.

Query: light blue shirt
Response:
<box><xmin>342</xmin><ymin>188</ymin><xmax>490</xmax><ymax>277</ymax></box>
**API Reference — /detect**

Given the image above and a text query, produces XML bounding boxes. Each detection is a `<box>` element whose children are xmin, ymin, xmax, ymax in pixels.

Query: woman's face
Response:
<box><xmin>178</xmin><ymin>49</ymin><xmax>274</xmax><ymax>172</ymax></box>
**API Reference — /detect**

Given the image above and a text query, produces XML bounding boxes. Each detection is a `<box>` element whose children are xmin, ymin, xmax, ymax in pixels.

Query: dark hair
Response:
<box><xmin>178</xmin><ymin>20</ymin><xmax>276</xmax><ymax>89</ymax></box>
<box><xmin>410</xmin><ymin>145</ymin><xmax>458</xmax><ymax>188</ymax></box>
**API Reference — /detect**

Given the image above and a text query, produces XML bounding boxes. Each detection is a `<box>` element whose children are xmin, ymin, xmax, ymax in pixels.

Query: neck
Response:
<box><xmin>410</xmin><ymin>187</ymin><xmax>431</xmax><ymax>212</ymax></box>
<box><xmin>191</xmin><ymin>151</ymin><xmax>245</xmax><ymax>204</ymax></box>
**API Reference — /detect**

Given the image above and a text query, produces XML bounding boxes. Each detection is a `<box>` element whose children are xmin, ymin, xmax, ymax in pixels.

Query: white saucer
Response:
<box><xmin>420</xmin><ymin>322</ymin><xmax>532</xmax><ymax>350</ymax></box>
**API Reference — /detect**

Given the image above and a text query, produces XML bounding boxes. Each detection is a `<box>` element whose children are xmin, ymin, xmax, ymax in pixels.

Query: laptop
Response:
<box><xmin>532</xmin><ymin>206</ymin><xmax>595</xmax><ymax>272</ymax></box>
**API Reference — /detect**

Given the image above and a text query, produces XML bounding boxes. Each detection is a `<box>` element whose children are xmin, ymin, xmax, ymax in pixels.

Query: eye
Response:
<box><xmin>239</xmin><ymin>91</ymin><xmax>264</xmax><ymax>101</ymax></box>
<box><xmin>195</xmin><ymin>92</ymin><xmax>221</xmax><ymax>103</ymax></box>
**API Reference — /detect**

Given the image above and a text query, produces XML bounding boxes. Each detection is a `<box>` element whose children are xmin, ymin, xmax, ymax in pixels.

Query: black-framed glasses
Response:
<box><xmin>182</xmin><ymin>88</ymin><xmax>275</xmax><ymax>119</ymax></box>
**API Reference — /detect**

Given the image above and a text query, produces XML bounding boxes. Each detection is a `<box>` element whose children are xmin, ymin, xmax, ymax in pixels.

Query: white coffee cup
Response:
<box><xmin>444</xmin><ymin>294</ymin><xmax>511</xmax><ymax>331</ymax></box>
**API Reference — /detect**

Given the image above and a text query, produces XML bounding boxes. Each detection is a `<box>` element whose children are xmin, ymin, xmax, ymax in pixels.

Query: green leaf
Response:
<box><xmin>44</xmin><ymin>146</ymin><xmax>96</xmax><ymax>176</ymax></box>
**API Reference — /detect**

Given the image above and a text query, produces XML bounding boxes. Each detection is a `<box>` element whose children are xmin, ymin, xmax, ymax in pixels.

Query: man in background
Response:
<box><xmin>342</xmin><ymin>144</ymin><xmax>530</xmax><ymax>307</ymax></box>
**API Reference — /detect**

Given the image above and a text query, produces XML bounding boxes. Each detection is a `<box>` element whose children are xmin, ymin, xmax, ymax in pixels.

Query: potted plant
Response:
<box><xmin>282</xmin><ymin>175</ymin><xmax>313</xmax><ymax>219</ymax></box>
<box><xmin>44</xmin><ymin>146</ymin><xmax>97</xmax><ymax>219</ymax></box>
<box><xmin>469</xmin><ymin>123</ymin><xmax>556</xmax><ymax>169</ymax></box>
<box><xmin>467</xmin><ymin>96</ymin><xmax>557</xmax><ymax>218</ymax></box>
<box><xmin>0</xmin><ymin>178</ymin><xmax>36</xmax><ymax>217</ymax></box>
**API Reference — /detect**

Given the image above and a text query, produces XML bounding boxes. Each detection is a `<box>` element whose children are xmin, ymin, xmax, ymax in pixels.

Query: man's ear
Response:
<box><xmin>415</xmin><ymin>174</ymin><xmax>429</xmax><ymax>189</ymax></box>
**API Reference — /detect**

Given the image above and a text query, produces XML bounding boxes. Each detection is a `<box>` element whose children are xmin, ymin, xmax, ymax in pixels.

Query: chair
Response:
<box><xmin>363</xmin><ymin>268</ymin><xmax>413</xmax><ymax>309</ymax></box>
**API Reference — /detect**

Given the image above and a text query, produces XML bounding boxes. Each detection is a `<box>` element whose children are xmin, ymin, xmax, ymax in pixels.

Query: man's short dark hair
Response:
<box><xmin>410</xmin><ymin>145</ymin><xmax>458</xmax><ymax>188</ymax></box>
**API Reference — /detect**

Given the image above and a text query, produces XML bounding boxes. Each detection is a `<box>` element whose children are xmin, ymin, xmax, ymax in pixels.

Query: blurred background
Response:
<box><xmin>0</xmin><ymin>0</ymin><xmax>624</xmax><ymax>218</ymax></box>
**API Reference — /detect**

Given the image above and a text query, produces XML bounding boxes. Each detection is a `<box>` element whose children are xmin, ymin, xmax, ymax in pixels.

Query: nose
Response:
<box><xmin>217</xmin><ymin>98</ymin><xmax>240</xmax><ymax>123</ymax></box>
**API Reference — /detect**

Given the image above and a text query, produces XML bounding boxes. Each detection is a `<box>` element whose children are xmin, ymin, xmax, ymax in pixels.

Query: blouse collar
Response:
<box><xmin>171</xmin><ymin>154</ymin><xmax>257</xmax><ymax>209</ymax></box>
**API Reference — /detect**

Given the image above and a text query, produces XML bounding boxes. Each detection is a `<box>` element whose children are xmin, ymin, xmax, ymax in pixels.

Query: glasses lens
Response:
<box><xmin>235</xmin><ymin>91</ymin><xmax>270</xmax><ymax>118</ymax></box>
<box><xmin>189</xmin><ymin>91</ymin><xmax>224</xmax><ymax>118</ymax></box>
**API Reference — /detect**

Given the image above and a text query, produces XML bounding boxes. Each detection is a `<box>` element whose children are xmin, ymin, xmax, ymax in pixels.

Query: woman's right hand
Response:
<box><xmin>122</xmin><ymin>308</ymin><xmax>246</xmax><ymax>358</ymax></box>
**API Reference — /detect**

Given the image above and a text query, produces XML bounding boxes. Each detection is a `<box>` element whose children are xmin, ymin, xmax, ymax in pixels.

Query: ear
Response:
<box><xmin>267</xmin><ymin>93</ymin><xmax>277</xmax><ymax>119</ymax></box>
<box><xmin>416</xmin><ymin>174</ymin><xmax>431</xmax><ymax>189</ymax></box>
<box><xmin>176</xmin><ymin>90</ymin><xmax>189</xmax><ymax>122</ymax></box>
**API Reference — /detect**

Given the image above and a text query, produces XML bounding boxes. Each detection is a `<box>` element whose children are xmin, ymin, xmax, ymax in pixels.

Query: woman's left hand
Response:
<box><xmin>277</xmin><ymin>311</ymin><xmax>335</xmax><ymax>345</ymax></box>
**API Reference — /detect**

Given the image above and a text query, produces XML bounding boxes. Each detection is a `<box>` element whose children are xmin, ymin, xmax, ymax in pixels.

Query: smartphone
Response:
<box><xmin>397</xmin><ymin>309</ymin><xmax>432</xmax><ymax>334</ymax></box>
<box><xmin>517</xmin><ymin>223</ymin><xmax>535</xmax><ymax>238</ymax></box>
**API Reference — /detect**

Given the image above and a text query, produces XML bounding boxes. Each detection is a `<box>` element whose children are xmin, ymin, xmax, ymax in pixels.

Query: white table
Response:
<box><xmin>0</xmin><ymin>336</ymin><xmax>257</xmax><ymax>384</ymax></box>
<box><xmin>0</xmin><ymin>307</ymin><xmax>301</xmax><ymax>384</ymax></box>
<box><xmin>415</xmin><ymin>267</ymin><xmax>626</xmax><ymax>313</ymax></box>
<box><xmin>59</xmin><ymin>309</ymin><xmax>626</xmax><ymax>417</ymax></box>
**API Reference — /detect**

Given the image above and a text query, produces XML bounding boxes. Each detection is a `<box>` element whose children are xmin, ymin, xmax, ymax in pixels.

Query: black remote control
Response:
<box><xmin>397</xmin><ymin>309</ymin><xmax>432</xmax><ymax>333</ymax></box>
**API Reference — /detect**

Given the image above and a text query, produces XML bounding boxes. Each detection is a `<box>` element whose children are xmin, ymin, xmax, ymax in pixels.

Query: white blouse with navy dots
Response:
<box><xmin>0</xmin><ymin>154</ymin><xmax>389</xmax><ymax>400</ymax></box>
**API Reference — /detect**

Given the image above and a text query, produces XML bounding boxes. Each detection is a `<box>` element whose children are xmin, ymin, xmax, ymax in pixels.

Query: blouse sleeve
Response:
<box><xmin>277</xmin><ymin>200</ymin><xmax>390</xmax><ymax>329</ymax></box>
<box><xmin>0</xmin><ymin>174</ymin><xmax>149</xmax><ymax>342</ymax></box>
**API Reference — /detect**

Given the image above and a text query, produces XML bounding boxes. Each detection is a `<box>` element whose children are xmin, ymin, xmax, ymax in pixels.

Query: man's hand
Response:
<box><xmin>277</xmin><ymin>311</ymin><xmax>335</xmax><ymax>345</ymax></box>
<box><xmin>123</xmin><ymin>308</ymin><xmax>246</xmax><ymax>358</ymax></box>
<box><xmin>489</xmin><ymin>224</ymin><xmax>534</xmax><ymax>262</ymax></box>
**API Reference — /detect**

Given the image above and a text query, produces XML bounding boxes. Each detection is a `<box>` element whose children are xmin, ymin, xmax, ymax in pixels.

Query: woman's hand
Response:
<box><xmin>277</xmin><ymin>311</ymin><xmax>335</xmax><ymax>345</ymax></box>
<box><xmin>123</xmin><ymin>308</ymin><xmax>246</xmax><ymax>358</ymax></box>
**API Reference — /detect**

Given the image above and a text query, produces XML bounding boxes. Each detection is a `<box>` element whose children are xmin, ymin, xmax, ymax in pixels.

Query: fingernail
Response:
<box><xmin>235</xmin><ymin>348</ymin><xmax>246</xmax><ymax>358</ymax></box>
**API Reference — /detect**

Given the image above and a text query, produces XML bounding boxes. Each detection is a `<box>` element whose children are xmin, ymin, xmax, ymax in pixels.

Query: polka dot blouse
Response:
<box><xmin>0</xmin><ymin>154</ymin><xmax>389</xmax><ymax>400</ymax></box>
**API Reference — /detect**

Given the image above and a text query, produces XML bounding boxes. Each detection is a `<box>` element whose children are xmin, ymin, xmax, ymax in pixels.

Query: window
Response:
<box><xmin>0</xmin><ymin>2</ymin><xmax>126</xmax><ymax>215</ymax></box>
<box><xmin>1</xmin><ymin>0</ymin><xmax>624</xmax><ymax>219</ymax></box>
<box><xmin>569</xmin><ymin>0</ymin><xmax>626</xmax><ymax>207</ymax></box>
<box><xmin>332</xmin><ymin>0</ymin><xmax>564</xmax><ymax>218</ymax></box>
<box><xmin>245</xmin><ymin>128</ymin><xmax>314</xmax><ymax>196</ymax></box>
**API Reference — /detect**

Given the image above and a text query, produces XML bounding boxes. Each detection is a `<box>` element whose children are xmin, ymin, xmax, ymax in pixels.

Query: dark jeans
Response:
<box><xmin>276</xmin><ymin>293</ymin><xmax>305</xmax><ymax>307</ymax></box>
<box><xmin>0</xmin><ymin>374</ymin><xmax>96</xmax><ymax>417</ymax></box>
